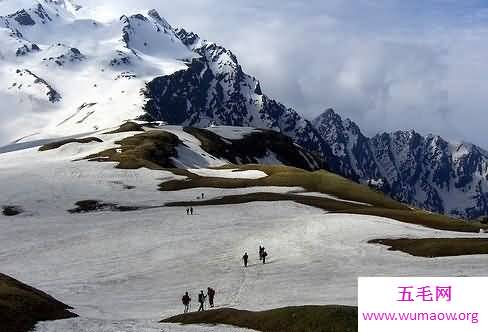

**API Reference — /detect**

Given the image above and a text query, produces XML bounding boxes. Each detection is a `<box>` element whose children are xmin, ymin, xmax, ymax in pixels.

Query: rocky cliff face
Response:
<box><xmin>143</xmin><ymin>30</ymin><xmax>346</xmax><ymax>177</ymax></box>
<box><xmin>312</xmin><ymin>109</ymin><xmax>488</xmax><ymax>219</ymax></box>
<box><xmin>143</xmin><ymin>29</ymin><xmax>488</xmax><ymax>219</ymax></box>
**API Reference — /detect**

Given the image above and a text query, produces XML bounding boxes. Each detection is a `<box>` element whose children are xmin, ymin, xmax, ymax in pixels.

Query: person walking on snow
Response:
<box><xmin>201</xmin><ymin>193</ymin><xmax>205</xmax><ymax>199</ymax></box>
<box><xmin>259</xmin><ymin>246</ymin><xmax>264</xmax><ymax>261</ymax></box>
<box><xmin>262</xmin><ymin>250</ymin><xmax>268</xmax><ymax>264</ymax></box>
<box><xmin>186</xmin><ymin>208</ymin><xmax>189</xmax><ymax>215</ymax></box>
<box><xmin>190</xmin><ymin>207</ymin><xmax>194</xmax><ymax>215</ymax></box>
<box><xmin>207</xmin><ymin>287</ymin><xmax>216</xmax><ymax>308</ymax></box>
<box><xmin>182</xmin><ymin>291</ymin><xmax>191</xmax><ymax>313</ymax></box>
<box><xmin>242</xmin><ymin>252</ymin><xmax>249</xmax><ymax>267</ymax></box>
<box><xmin>198</xmin><ymin>290</ymin><xmax>207</xmax><ymax>312</ymax></box>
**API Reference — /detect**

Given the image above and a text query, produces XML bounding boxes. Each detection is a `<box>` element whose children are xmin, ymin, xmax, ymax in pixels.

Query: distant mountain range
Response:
<box><xmin>143</xmin><ymin>29</ymin><xmax>488</xmax><ymax>220</ymax></box>
<box><xmin>2</xmin><ymin>1</ymin><xmax>488</xmax><ymax>219</ymax></box>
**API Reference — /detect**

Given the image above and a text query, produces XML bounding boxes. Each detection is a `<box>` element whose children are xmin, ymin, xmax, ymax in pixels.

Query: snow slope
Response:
<box><xmin>1</xmin><ymin>125</ymin><xmax>488</xmax><ymax>331</ymax></box>
<box><xmin>0</xmin><ymin>0</ymin><xmax>193</xmax><ymax>144</ymax></box>
<box><xmin>205</xmin><ymin>126</ymin><xmax>262</xmax><ymax>140</ymax></box>
<box><xmin>0</xmin><ymin>125</ymin><xmax>306</xmax><ymax>217</ymax></box>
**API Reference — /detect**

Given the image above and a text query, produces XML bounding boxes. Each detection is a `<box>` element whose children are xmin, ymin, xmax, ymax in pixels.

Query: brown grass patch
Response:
<box><xmin>84</xmin><ymin>131</ymin><xmax>180</xmax><ymax>169</ymax></box>
<box><xmin>161</xmin><ymin>305</ymin><xmax>357</xmax><ymax>332</ymax></box>
<box><xmin>160</xmin><ymin>165</ymin><xmax>484</xmax><ymax>233</ymax></box>
<box><xmin>39</xmin><ymin>137</ymin><xmax>103</xmax><ymax>151</ymax></box>
<box><xmin>103</xmin><ymin>122</ymin><xmax>144</xmax><ymax>134</ymax></box>
<box><xmin>369</xmin><ymin>238</ymin><xmax>488</xmax><ymax>257</ymax></box>
<box><xmin>0</xmin><ymin>273</ymin><xmax>76</xmax><ymax>332</ymax></box>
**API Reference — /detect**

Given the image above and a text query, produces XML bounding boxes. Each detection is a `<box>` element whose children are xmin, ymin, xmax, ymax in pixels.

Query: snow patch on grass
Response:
<box><xmin>188</xmin><ymin>169</ymin><xmax>268</xmax><ymax>179</ymax></box>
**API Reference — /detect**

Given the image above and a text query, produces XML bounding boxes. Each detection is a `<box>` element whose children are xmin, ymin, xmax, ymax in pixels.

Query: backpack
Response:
<box><xmin>209</xmin><ymin>288</ymin><xmax>215</xmax><ymax>296</ymax></box>
<box><xmin>182</xmin><ymin>295</ymin><xmax>189</xmax><ymax>305</ymax></box>
<box><xmin>198</xmin><ymin>293</ymin><xmax>204</xmax><ymax>303</ymax></box>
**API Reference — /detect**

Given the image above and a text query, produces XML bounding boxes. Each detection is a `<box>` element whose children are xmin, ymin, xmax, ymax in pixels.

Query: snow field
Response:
<box><xmin>2</xmin><ymin>199</ymin><xmax>488</xmax><ymax>331</ymax></box>
<box><xmin>1</xmin><ymin>127</ymin><xmax>488</xmax><ymax>331</ymax></box>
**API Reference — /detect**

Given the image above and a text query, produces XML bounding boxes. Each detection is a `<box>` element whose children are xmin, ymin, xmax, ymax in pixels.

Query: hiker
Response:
<box><xmin>207</xmin><ymin>287</ymin><xmax>216</xmax><ymax>308</ymax></box>
<box><xmin>190</xmin><ymin>207</ymin><xmax>194</xmax><ymax>215</ymax></box>
<box><xmin>259</xmin><ymin>246</ymin><xmax>264</xmax><ymax>261</ymax></box>
<box><xmin>201</xmin><ymin>193</ymin><xmax>205</xmax><ymax>199</ymax></box>
<box><xmin>182</xmin><ymin>292</ymin><xmax>191</xmax><ymax>313</ymax></box>
<box><xmin>262</xmin><ymin>250</ymin><xmax>268</xmax><ymax>264</ymax></box>
<box><xmin>242</xmin><ymin>252</ymin><xmax>249</xmax><ymax>267</ymax></box>
<box><xmin>198</xmin><ymin>290</ymin><xmax>207</xmax><ymax>312</ymax></box>
<box><xmin>186</xmin><ymin>208</ymin><xmax>189</xmax><ymax>215</ymax></box>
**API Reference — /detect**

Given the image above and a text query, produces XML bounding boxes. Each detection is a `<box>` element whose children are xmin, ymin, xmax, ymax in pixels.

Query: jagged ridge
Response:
<box><xmin>143</xmin><ymin>29</ymin><xmax>488</xmax><ymax>220</ymax></box>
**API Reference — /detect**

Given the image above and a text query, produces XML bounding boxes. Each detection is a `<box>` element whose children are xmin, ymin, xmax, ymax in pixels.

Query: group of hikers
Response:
<box><xmin>242</xmin><ymin>245</ymin><xmax>269</xmax><ymax>267</ymax></box>
<box><xmin>186</xmin><ymin>193</ymin><xmax>206</xmax><ymax>215</ymax></box>
<box><xmin>182</xmin><ymin>287</ymin><xmax>216</xmax><ymax>313</ymax></box>
<box><xmin>181</xmin><ymin>246</ymin><xmax>270</xmax><ymax>313</ymax></box>
<box><xmin>181</xmin><ymin>195</ymin><xmax>271</xmax><ymax>313</ymax></box>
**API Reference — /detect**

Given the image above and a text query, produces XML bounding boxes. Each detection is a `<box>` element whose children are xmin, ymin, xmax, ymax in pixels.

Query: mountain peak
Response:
<box><xmin>147</xmin><ymin>9</ymin><xmax>172</xmax><ymax>31</ymax></box>
<box><xmin>322</xmin><ymin>108</ymin><xmax>337</xmax><ymax>117</ymax></box>
<box><xmin>174</xmin><ymin>28</ymin><xmax>201</xmax><ymax>48</ymax></box>
<box><xmin>43</xmin><ymin>0</ymin><xmax>82</xmax><ymax>14</ymax></box>
<box><xmin>313</xmin><ymin>108</ymin><xmax>338</xmax><ymax>124</ymax></box>
<box><xmin>1</xmin><ymin>0</ymin><xmax>81</xmax><ymax>33</ymax></box>
<box><xmin>119</xmin><ymin>11</ymin><xmax>190</xmax><ymax>59</ymax></box>
<box><xmin>391</xmin><ymin>128</ymin><xmax>421</xmax><ymax>141</ymax></box>
<box><xmin>312</xmin><ymin>108</ymin><xmax>361</xmax><ymax>132</ymax></box>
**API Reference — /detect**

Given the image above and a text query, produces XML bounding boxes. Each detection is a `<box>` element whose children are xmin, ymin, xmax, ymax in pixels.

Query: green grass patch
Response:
<box><xmin>39</xmin><ymin>137</ymin><xmax>103</xmax><ymax>151</ymax></box>
<box><xmin>161</xmin><ymin>305</ymin><xmax>357</xmax><ymax>332</ymax></box>
<box><xmin>0</xmin><ymin>273</ymin><xmax>76</xmax><ymax>332</ymax></box>
<box><xmin>84</xmin><ymin>131</ymin><xmax>180</xmax><ymax>169</ymax></box>
<box><xmin>160</xmin><ymin>165</ymin><xmax>485</xmax><ymax>233</ymax></box>
<box><xmin>103</xmin><ymin>122</ymin><xmax>144</xmax><ymax>134</ymax></box>
<box><xmin>160</xmin><ymin>165</ymin><xmax>404</xmax><ymax>210</ymax></box>
<box><xmin>166</xmin><ymin>192</ymin><xmax>366</xmax><ymax>211</ymax></box>
<box><xmin>166</xmin><ymin>191</ymin><xmax>482</xmax><ymax>233</ymax></box>
<box><xmin>369</xmin><ymin>238</ymin><xmax>488</xmax><ymax>257</ymax></box>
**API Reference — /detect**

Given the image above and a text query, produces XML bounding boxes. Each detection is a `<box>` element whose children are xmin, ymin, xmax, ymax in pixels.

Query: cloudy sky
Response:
<box><xmin>2</xmin><ymin>0</ymin><xmax>488</xmax><ymax>146</ymax></box>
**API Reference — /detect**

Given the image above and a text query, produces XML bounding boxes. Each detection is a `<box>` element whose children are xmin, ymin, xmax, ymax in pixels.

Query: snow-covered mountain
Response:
<box><xmin>142</xmin><ymin>29</ymin><xmax>488</xmax><ymax>219</ymax></box>
<box><xmin>0</xmin><ymin>0</ymin><xmax>192</xmax><ymax>141</ymax></box>
<box><xmin>142</xmin><ymin>29</ymin><xmax>347</xmax><ymax>178</ymax></box>
<box><xmin>3</xmin><ymin>1</ymin><xmax>488</xmax><ymax>220</ymax></box>
<box><xmin>312</xmin><ymin>109</ymin><xmax>488</xmax><ymax>219</ymax></box>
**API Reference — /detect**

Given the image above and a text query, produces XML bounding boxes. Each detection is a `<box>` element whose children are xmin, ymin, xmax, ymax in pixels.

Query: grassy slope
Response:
<box><xmin>38</xmin><ymin>137</ymin><xmax>103</xmax><ymax>151</ymax></box>
<box><xmin>0</xmin><ymin>273</ymin><xmax>77</xmax><ymax>332</ymax></box>
<box><xmin>103</xmin><ymin>122</ymin><xmax>145</xmax><ymax>134</ymax></box>
<box><xmin>84</xmin><ymin>131</ymin><xmax>181</xmax><ymax>169</ymax></box>
<box><xmin>369</xmin><ymin>238</ymin><xmax>488</xmax><ymax>257</ymax></box>
<box><xmin>161</xmin><ymin>306</ymin><xmax>357</xmax><ymax>332</ymax></box>
<box><xmin>162</xmin><ymin>165</ymin><xmax>486</xmax><ymax>233</ymax></box>
<box><xmin>38</xmin><ymin>127</ymin><xmax>482</xmax><ymax>232</ymax></box>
